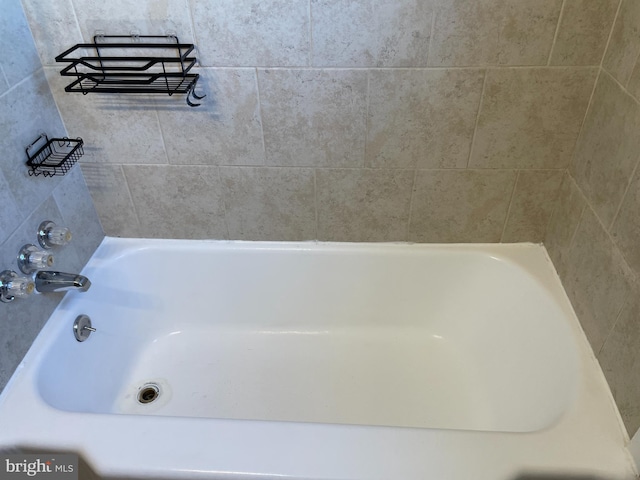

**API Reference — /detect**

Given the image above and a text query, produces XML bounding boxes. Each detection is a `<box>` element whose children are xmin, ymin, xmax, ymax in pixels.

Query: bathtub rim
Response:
<box><xmin>0</xmin><ymin>237</ymin><xmax>635</xmax><ymax>480</ymax></box>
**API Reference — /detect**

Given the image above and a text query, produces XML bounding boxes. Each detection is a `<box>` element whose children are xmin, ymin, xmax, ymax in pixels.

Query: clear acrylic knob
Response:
<box><xmin>17</xmin><ymin>244</ymin><xmax>54</xmax><ymax>274</ymax></box>
<box><xmin>38</xmin><ymin>221</ymin><xmax>72</xmax><ymax>249</ymax></box>
<box><xmin>0</xmin><ymin>270</ymin><xmax>35</xmax><ymax>303</ymax></box>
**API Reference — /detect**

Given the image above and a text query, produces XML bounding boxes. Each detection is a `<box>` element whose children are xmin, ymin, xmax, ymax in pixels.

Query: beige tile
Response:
<box><xmin>124</xmin><ymin>165</ymin><xmax>227</xmax><ymax>239</ymax></box>
<box><xmin>21</xmin><ymin>0</ymin><xmax>83</xmax><ymax>66</ymax></box>
<box><xmin>0</xmin><ymin>0</ymin><xmax>41</xmax><ymax>86</ymax></box>
<box><xmin>429</xmin><ymin>0</ymin><xmax>561</xmax><ymax>66</ymax></box>
<box><xmin>430</xmin><ymin>0</ymin><xmax>498</xmax><ymax>66</ymax></box>
<box><xmin>0</xmin><ymin>67</ymin><xmax>9</xmax><ymax>96</ymax></box>
<box><xmin>259</xmin><ymin>69</ymin><xmax>367</xmax><ymax>167</ymax></box>
<box><xmin>598</xmin><ymin>281</ymin><xmax>640</xmax><ymax>436</ymax></box>
<box><xmin>409</xmin><ymin>169</ymin><xmax>516</xmax><ymax>243</ymax></box>
<box><xmin>0</xmin><ymin>282</ymin><xmax>57</xmax><ymax>387</ymax></box>
<box><xmin>544</xmin><ymin>173</ymin><xmax>587</xmax><ymax>279</ymax></box>
<box><xmin>316</xmin><ymin>169</ymin><xmax>414</xmax><ymax>242</ymax></box>
<box><xmin>367</xmin><ymin>69</ymin><xmax>485</xmax><ymax>169</ymax></box>
<box><xmin>311</xmin><ymin>0</ymin><xmax>432</xmax><ymax>67</ymax></box>
<box><xmin>502</xmin><ymin>170</ymin><xmax>563</xmax><ymax>242</ymax></box>
<box><xmin>627</xmin><ymin>60</ymin><xmax>640</xmax><ymax>100</ymax></box>
<box><xmin>53</xmin><ymin>167</ymin><xmax>104</xmax><ymax>267</ymax></box>
<box><xmin>571</xmin><ymin>72</ymin><xmax>640</xmax><ymax>228</ymax></box>
<box><xmin>497</xmin><ymin>0</ymin><xmax>563</xmax><ymax>65</ymax></box>
<box><xmin>157</xmin><ymin>68</ymin><xmax>264</xmax><ymax>166</ymax></box>
<box><xmin>612</xmin><ymin>167</ymin><xmax>640</xmax><ymax>278</ymax></box>
<box><xmin>550</xmin><ymin>0</ymin><xmax>619</xmax><ymax>66</ymax></box>
<box><xmin>603</xmin><ymin>0</ymin><xmax>640</xmax><ymax>86</ymax></box>
<box><xmin>221</xmin><ymin>167</ymin><xmax>316</xmax><ymax>241</ymax></box>
<box><xmin>71</xmin><ymin>0</ymin><xmax>195</xmax><ymax>43</ymax></box>
<box><xmin>469</xmin><ymin>67</ymin><xmax>596</xmax><ymax>169</ymax></box>
<box><xmin>0</xmin><ymin>70</ymin><xmax>66</xmax><ymax>216</ymax></box>
<box><xmin>0</xmin><ymin>172</ymin><xmax>20</xmax><ymax>242</ymax></box>
<box><xmin>563</xmin><ymin>206</ymin><xmax>635</xmax><ymax>354</ymax></box>
<box><xmin>190</xmin><ymin>0</ymin><xmax>309</xmax><ymax>67</ymax></box>
<box><xmin>0</xmin><ymin>196</ymin><xmax>75</xmax><ymax>279</ymax></box>
<box><xmin>44</xmin><ymin>67</ymin><xmax>168</xmax><ymax>165</ymax></box>
<box><xmin>80</xmin><ymin>163</ymin><xmax>140</xmax><ymax>238</ymax></box>
<box><xmin>0</xmin><ymin>198</ymin><xmax>69</xmax><ymax>391</ymax></box>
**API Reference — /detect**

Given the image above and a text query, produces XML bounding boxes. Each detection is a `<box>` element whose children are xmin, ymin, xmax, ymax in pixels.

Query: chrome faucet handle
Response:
<box><xmin>37</xmin><ymin>221</ymin><xmax>72</xmax><ymax>249</ymax></box>
<box><xmin>0</xmin><ymin>270</ymin><xmax>35</xmax><ymax>303</ymax></box>
<box><xmin>17</xmin><ymin>244</ymin><xmax>54</xmax><ymax>274</ymax></box>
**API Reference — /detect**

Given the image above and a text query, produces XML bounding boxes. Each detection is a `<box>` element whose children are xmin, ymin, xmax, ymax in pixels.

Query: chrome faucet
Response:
<box><xmin>35</xmin><ymin>271</ymin><xmax>91</xmax><ymax>293</ymax></box>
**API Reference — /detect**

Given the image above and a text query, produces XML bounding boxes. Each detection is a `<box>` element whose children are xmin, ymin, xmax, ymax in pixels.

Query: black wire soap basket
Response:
<box><xmin>26</xmin><ymin>134</ymin><xmax>84</xmax><ymax>177</ymax></box>
<box><xmin>55</xmin><ymin>34</ymin><xmax>205</xmax><ymax>107</ymax></box>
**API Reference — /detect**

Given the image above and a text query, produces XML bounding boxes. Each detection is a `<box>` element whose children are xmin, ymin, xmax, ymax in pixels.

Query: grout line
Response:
<box><xmin>406</xmin><ymin>169</ymin><xmax>419</xmax><ymax>242</ymax></box>
<box><xmin>499</xmin><ymin>170</ymin><xmax>519</xmax><ymax>242</ymax></box>
<box><xmin>308</xmin><ymin>0</ymin><xmax>313</xmax><ymax>67</ymax></box>
<box><xmin>597</xmin><ymin>281</ymin><xmax>635</xmax><ymax>358</ymax></box>
<box><xmin>1</xmin><ymin>191</ymin><xmax>53</xmax><ymax>250</ymax></box>
<box><xmin>110</xmin><ymin>164</ymin><xmax>567</xmax><ymax>172</ymax></box>
<box><xmin>466</xmin><ymin>69</ymin><xmax>488</xmax><ymax>168</ymax></box>
<box><xmin>225</xmin><ymin>65</ymin><xmax>591</xmax><ymax>72</ymax></box>
<box><xmin>18</xmin><ymin>2</ymin><xmax>47</xmax><ymax>67</ymax></box>
<box><xmin>120</xmin><ymin>164</ymin><xmax>143</xmax><ymax>234</ymax></box>
<box><xmin>217</xmin><ymin>166</ymin><xmax>231</xmax><ymax>240</ymax></box>
<box><xmin>40</xmin><ymin>67</ymin><xmax>70</xmax><ymax>137</ymax></box>
<box><xmin>179</xmin><ymin>66</ymin><xmax>258</xmax><ymax>71</ymax></box>
<box><xmin>426</xmin><ymin>8</ymin><xmax>437</xmax><ymax>67</ymax></box>
<box><xmin>627</xmin><ymin>46</ymin><xmax>640</xmax><ymax>90</ymax></box>
<box><xmin>609</xmin><ymin>150</ymin><xmax>640</xmax><ymax>232</ymax></box>
<box><xmin>0</xmin><ymin>63</ymin><xmax>10</xmax><ymax>91</ymax></box>
<box><xmin>153</xmin><ymin>102</ymin><xmax>170</xmax><ymax>165</ymax></box>
<box><xmin>68</xmin><ymin>0</ymin><xmax>85</xmax><ymax>43</ymax></box>
<box><xmin>51</xmin><ymin>176</ymin><xmax>72</xmax><ymax>230</ymax></box>
<box><xmin>602</xmin><ymin>66</ymin><xmax>640</xmax><ymax>105</ymax></box>
<box><xmin>254</xmin><ymin>68</ymin><xmax>267</xmax><ymax>166</ymax></box>
<box><xmin>570</xmin><ymin>183</ymin><xmax>639</xmax><ymax>295</ymax></box>
<box><xmin>566</xmin><ymin>206</ymin><xmax>586</xmax><ymax>254</ymax></box>
<box><xmin>592</xmin><ymin>203</ymin><xmax>638</xmax><ymax>287</ymax></box>
<box><xmin>542</xmin><ymin>170</ymin><xmax>568</xmax><ymax>243</ymax></box>
<box><xmin>602</xmin><ymin>0</ymin><xmax>624</xmax><ymax>68</ymax></box>
<box><xmin>566</xmin><ymin>67</ymin><xmax>601</xmax><ymax>173</ymax></box>
<box><xmin>364</xmin><ymin>70</ymin><xmax>371</xmax><ymax>167</ymax></box>
<box><xmin>547</xmin><ymin>0</ymin><xmax>566</xmax><ymax>66</ymax></box>
<box><xmin>0</xmin><ymin>67</ymin><xmax>41</xmax><ymax>97</ymax></box>
<box><xmin>313</xmin><ymin>169</ymin><xmax>319</xmax><ymax>240</ymax></box>
<box><xmin>592</xmin><ymin>199</ymin><xmax>638</xmax><ymax>357</ymax></box>
<box><xmin>185</xmin><ymin>0</ymin><xmax>200</xmax><ymax>47</ymax></box>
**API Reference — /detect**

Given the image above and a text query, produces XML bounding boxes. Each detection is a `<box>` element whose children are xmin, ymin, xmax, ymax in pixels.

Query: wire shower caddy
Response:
<box><xmin>25</xmin><ymin>134</ymin><xmax>84</xmax><ymax>177</ymax></box>
<box><xmin>55</xmin><ymin>34</ymin><xmax>205</xmax><ymax>107</ymax></box>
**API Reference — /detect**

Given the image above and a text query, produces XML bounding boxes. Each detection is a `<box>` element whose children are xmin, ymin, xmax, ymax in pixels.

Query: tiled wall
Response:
<box><xmin>22</xmin><ymin>0</ymin><xmax>616</xmax><ymax>242</ymax></box>
<box><xmin>11</xmin><ymin>0</ymin><xmax>640</xmax><ymax>441</ymax></box>
<box><xmin>546</xmin><ymin>0</ymin><xmax>640</xmax><ymax>437</ymax></box>
<box><xmin>0</xmin><ymin>0</ymin><xmax>104</xmax><ymax>391</ymax></box>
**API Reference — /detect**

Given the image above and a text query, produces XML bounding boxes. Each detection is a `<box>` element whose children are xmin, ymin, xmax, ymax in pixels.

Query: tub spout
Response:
<box><xmin>35</xmin><ymin>271</ymin><xmax>91</xmax><ymax>293</ymax></box>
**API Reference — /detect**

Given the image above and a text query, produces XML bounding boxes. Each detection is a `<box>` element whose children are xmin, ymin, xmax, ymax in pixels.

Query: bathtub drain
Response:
<box><xmin>137</xmin><ymin>384</ymin><xmax>160</xmax><ymax>404</ymax></box>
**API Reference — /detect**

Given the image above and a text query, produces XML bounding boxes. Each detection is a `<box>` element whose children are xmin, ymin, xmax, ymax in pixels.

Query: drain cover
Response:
<box><xmin>137</xmin><ymin>384</ymin><xmax>160</xmax><ymax>404</ymax></box>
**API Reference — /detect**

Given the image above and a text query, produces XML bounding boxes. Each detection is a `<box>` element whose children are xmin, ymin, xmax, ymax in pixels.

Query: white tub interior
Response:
<box><xmin>0</xmin><ymin>238</ymin><xmax>635</xmax><ymax>480</ymax></box>
<box><xmin>38</xmin><ymin>240</ymin><xmax>578</xmax><ymax>433</ymax></box>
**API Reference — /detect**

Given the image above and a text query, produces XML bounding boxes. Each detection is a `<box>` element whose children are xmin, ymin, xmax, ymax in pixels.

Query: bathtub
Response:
<box><xmin>0</xmin><ymin>238</ymin><xmax>635</xmax><ymax>480</ymax></box>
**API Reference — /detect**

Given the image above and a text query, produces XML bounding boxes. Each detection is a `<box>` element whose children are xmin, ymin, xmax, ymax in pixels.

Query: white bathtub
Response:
<box><xmin>0</xmin><ymin>238</ymin><xmax>635</xmax><ymax>480</ymax></box>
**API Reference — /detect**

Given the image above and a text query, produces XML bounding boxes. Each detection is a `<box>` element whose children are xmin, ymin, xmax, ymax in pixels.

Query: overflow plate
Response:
<box><xmin>73</xmin><ymin>314</ymin><xmax>95</xmax><ymax>342</ymax></box>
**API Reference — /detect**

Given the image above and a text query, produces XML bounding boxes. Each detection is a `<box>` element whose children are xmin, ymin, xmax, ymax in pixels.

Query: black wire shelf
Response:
<box><xmin>26</xmin><ymin>134</ymin><xmax>84</xmax><ymax>177</ymax></box>
<box><xmin>55</xmin><ymin>35</ymin><xmax>205</xmax><ymax>107</ymax></box>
